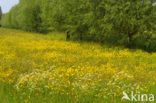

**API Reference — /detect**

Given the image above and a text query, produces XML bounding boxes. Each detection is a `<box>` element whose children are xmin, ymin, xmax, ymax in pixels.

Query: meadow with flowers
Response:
<box><xmin>0</xmin><ymin>28</ymin><xmax>156</xmax><ymax>103</ymax></box>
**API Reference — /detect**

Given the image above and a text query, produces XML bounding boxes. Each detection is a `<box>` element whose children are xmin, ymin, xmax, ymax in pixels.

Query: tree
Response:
<box><xmin>0</xmin><ymin>6</ymin><xmax>2</xmax><ymax>20</ymax></box>
<box><xmin>0</xmin><ymin>6</ymin><xmax>2</xmax><ymax>26</ymax></box>
<box><xmin>0</xmin><ymin>0</ymin><xmax>155</xmax><ymax>51</ymax></box>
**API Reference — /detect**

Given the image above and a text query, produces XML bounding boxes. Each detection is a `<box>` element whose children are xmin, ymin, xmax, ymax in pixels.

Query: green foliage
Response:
<box><xmin>0</xmin><ymin>0</ymin><xmax>156</xmax><ymax>51</ymax></box>
<box><xmin>101</xmin><ymin>0</ymin><xmax>156</xmax><ymax>50</ymax></box>
<box><xmin>0</xmin><ymin>0</ymin><xmax>43</xmax><ymax>32</ymax></box>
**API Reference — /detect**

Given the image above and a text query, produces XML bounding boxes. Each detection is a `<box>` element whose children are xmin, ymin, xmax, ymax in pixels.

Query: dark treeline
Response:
<box><xmin>0</xmin><ymin>0</ymin><xmax>156</xmax><ymax>51</ymax></box>
<box><xmin>0</xmin><ymin>7</ymin><xmax>2</xmax><ymax>25</ymax></box>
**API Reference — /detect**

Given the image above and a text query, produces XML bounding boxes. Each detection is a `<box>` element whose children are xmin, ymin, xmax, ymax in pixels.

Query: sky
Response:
<box><xmin>0</xmin><ymin>0</ymin><xmax>19</xmax><ymax>13</ymax></box>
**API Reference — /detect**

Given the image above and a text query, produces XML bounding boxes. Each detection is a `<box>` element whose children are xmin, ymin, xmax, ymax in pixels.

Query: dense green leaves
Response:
<box><xmin>0</xmin><ymin>0</ymin><xmax>156</xmax><ymax>51</ymax></box>
<box><xmin>0</xmin><ymin>0</ymin><xmax>43</xmax><ymax>32</ymax></box>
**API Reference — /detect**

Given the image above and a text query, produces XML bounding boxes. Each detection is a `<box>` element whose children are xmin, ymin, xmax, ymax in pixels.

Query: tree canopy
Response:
<box><xmin>0</xmin><ymin>0</ymin><xmax>156</xmax><ymax>51</ymax></box>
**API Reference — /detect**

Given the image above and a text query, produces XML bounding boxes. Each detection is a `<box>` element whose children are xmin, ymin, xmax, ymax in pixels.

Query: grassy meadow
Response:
<box><xmin>0</xmin><ymin>28</ymin><xmax>156</xmax><ymax>103</ymax></box>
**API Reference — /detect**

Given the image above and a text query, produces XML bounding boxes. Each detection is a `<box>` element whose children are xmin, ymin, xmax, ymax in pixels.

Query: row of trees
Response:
<box><xmin>0</xmin><ymin>7</ymin><xmax>2</xmax><ymax>24</ymax></box>
<box><xmin>0</xmin><ymin>0</ymin><xmax>156</xmax><ymax>51</ymax></box>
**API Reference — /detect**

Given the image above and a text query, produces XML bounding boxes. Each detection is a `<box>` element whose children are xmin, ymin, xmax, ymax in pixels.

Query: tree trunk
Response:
<box><xmin>79</xmin><ymin>33</ymin><xmax>82</xmax><ymax>41</ymax></box>
<box><xmin>99</xmin><ymin>37</ymin><xmax>103</xmax><ymax>44</ymax></box>
<box><xmin>66</xmin><ymin>31</ymin><xmax>70</xmax><ymax>41</ymax></box>
<box><xmin>0</xmin><ymin>6</ymin><xmax>2</xmax><ymax>20</ymax></box>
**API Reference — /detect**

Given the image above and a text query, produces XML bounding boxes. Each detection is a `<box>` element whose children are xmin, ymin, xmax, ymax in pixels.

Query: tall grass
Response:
<box><xmin>0</xmin><ymin>28</ymin><xmax>156</xmax><ymax>103</ymax></box>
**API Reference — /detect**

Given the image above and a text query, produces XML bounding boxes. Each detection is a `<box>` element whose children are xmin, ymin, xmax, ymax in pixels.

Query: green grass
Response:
<box><xmin>0</xmin><ymin>28</ymin><xmax>156</xmax><ymax>103</ymax></box>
